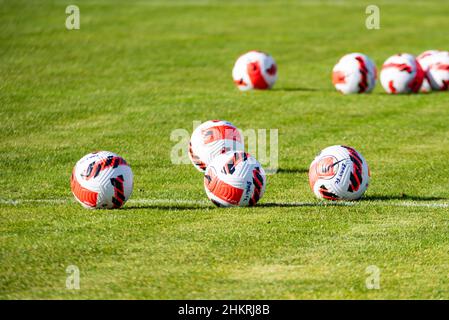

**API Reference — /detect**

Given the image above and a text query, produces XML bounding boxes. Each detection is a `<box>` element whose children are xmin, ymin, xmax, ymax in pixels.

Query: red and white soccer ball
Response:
<box><xmin>232</xmin><ymin>51</ymin><xmax>278</xmax><ymax>91</ymax></box>
<box><xmin>380</xmin><ymin>53</ymin><xmax>424</xmax><ymax>94</ymax></box>
<box><xmin>309</xmin><ymin>145</ymin><xmax>370</xmax><ymax>201</ymax></box>
<box><xmin>204</xmin><ymin>151</ymin><xmax>266</xmax><ymax>207</ymax></box>
<box><xmin>425</xmin><ymin>51</ymin><xmax>449</xmax><ymax>91</ymax></box>
<box><xmin>332</xmin><ymin>53</ymin><xmax>377</xmax><ymax>94</ymax></box>
<box><xmin>71</xmin><ymin>151</ymin><xmax>133</xmax><ymax>209</ymax></box>
<box><xmin>188</xmin><ymin>120</ymin><xmax>244</xmax><ymax>172</ymax></box>
<box><xmin>417</xmin><ymin>50</ymin><xmax>440</xmax><ymax>93</ymax></box>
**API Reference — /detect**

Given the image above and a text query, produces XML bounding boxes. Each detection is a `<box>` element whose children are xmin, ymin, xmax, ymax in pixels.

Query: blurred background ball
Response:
<box><xmin>332</xmin><ymin>53</ymin><xmax>377</xmax><ymax>94</ymax></box>
<box><xmin>204</xmin><ymin>151</ymin><xmax>266</xmax><ymax>207</ymax></box>
<box><xmin>71</xmin><ymin>151</ymin><xmax>133</xmax><ymax>209</ymax></box>
<box><xmin>189</xmin><ymin>120</ymin><xmax>244</xmax><ymax>172</ymax></box>
<box><xmin>232</xmin><ymin>51</ymin><xmax>277</xmax><ymax>91</ymax></box>
<box><xmin>417</xmin><ymin>50</ymin><xmax>440</xmax><ymax>93</ymax></box>
<box><xmin>309</xmin><ymin>145</ymin><xmax>370</xmax><ymax>201</ymax></box>
<box><xmin>426</xmin><ymin>51</ymin><xmax>449</xmax><ymax>91</ymax></box>
<box><xmin>380</xmin><ymin>53</ymin><xmax>424</xmax><ymax>94</ymax></box>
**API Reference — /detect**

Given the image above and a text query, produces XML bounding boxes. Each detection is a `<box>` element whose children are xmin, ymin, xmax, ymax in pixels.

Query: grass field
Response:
<box><xmin>1</xmin><ymin>0</ymin><xmax>449</xmax><ymax>299</ymax></box>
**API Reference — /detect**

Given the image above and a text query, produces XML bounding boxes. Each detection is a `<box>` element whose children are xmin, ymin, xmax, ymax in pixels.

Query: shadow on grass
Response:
<box><xmin>121</xmin><ymin>193</ymin><xmax>446</xmax><ymax>210</ymax></box>
<box><xmin>275</xmin><ymin>167</ymin><xmax>309</xmax><ymax>174</ymax></box>
<box><xmin>260</xmin><ymin>194</ymin><xmax>446</xmax><ymax>208</ymax></box>
<box><xmin>122</xmin><ymin>205</ymin><xmax>213</xmax><ymax>211</ymax></box>
<box><xmin>126</xmin><ymin>203</ymin><xmax>331</xmax><ymax>209</ymax></box>
<box><xmin>259</xmin><ymin>202</ymin><xmax>344</xmax><ymax>208</ymax></box>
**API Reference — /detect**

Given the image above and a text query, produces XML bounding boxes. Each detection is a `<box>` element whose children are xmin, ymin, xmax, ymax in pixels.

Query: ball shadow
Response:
<box><xmin>272</xmin><ymin>87</ymin><xmax>323</xmax><ymax>92</ymax></box>
<box><xmin>258</xmin><ymin>202</ymin><xmax>350</xmax><ymax>208</ymax></box>
<box><xmin>122</xmin><ymin>204</ymin><xmax>213</xmax><ymax>211</ymax></box>
<box><xmin>275</xmin><ymin>168</ymin><xmax>309</xmax><ymax>174</ymax></box>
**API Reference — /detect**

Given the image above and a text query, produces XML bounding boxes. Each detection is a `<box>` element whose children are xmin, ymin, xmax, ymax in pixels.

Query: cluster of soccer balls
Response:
<box><xmin>188</xmin><ymin>121</ymin><xmax>370</xmax><ymax>206</ymax></box>
<box><xmin>189</xmin><ymin>120</ymin><xmax>267</xmax><ymax>207</ymax></box>
<box><xmin>70</xmin><ymin>120</ymin><xmax>269</xmax><ymax>209</ymax></box>
<box><xmin>231</xmin><ymin>50</ymin><xmax>449</xmax><ymax>94</ymax></box>
<box><xmin>332</xmin><ymin>50</ymin><xmax>449</xmax><ymax>94</ymax></box>
<box><xmin>76</xmin><ymin>48</ymin><xmax>449</xmax><ymax>209</ymax></box>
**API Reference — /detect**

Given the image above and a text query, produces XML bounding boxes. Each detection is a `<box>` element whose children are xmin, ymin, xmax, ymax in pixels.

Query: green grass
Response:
<box><xmin>1</xmin><ymin>0</ymin><xmax>449</xmax><ymax>299</ymax></box>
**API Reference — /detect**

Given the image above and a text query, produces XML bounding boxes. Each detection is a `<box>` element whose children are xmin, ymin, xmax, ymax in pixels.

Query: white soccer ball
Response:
<box><xmin>71</xmin><ymin>151</ymin><xmax>133</xmax><ymax>209</ymax></box>
<box><xmin>426</xmin><ymin>51</ymin><xmax>449</xmax><ymax>91</ymax></box>
<box><xmin>309</xmin><ymin>145</ymin><xmax>370</xmax><ymax>201</ymax></box>
<box><xmin>417</xmin><ymin>50</ymin><xmax>440</xmax><ymax>93</ymax></box>
<box><xmin>189</xmin><ymin>120</ymin><xmax>244</xmax><ymax>172</ymax></box>
<box><xmin>332</xmin><ymin>53</ymin><xmax>377</xmax><ymax>94</ymax></box>
<box><xmin>204</xmin><ymin>151</ymin><xmax>266</xmax><ymax>207</ymax></box>
<box><xmin>380</xmin><ymin>53</ymin><xmax>424</xmax><ymax>94</ymax></box>
<box><xmin>232</xmin><ymin>51</ymin><xmax>278</xmax><ymax>91</ymax></box>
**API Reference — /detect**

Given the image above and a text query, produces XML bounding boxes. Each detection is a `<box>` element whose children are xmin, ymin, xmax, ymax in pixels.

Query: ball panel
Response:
<box><xmin>427</xmin><ymin>51</ymin><xmax>449</xmax><ymax>91</ymax></box>
<box><xmin>248</xmin><ymin>166</ymin><xmax>265</xmax><ymax>206</ymax></box>
<box><xmin>308</xmin><ymin>155</ymin><xmax>338</xmax><ymax>190</ymax></box>
<box><xmin>71</xmin><ymin>171</ymin><xmax>98</xmax><ymax>209</ymax></box>
<box><xmin>314</xmin><ymin>184</ymin><xmax>341</xmax><ymax>201</ymax></box>
<box><xmin>417</xmin><ymin>50</ymin><xmax>440</xmax><ymax>93</ymax></box>
<box><xmin>247</xmin><ymin>60</ymin><xmax>269</xmax><ymax>89</ymax></box>
<box><xmin>204</xmin><ymin>168</ymin><xmax>244</xmax><ymax>206</ymax></box>
<box><xmin>188</xmin><ymin>142</ymin><xmax>207</xmax><ymax>172</ymax></box>
<box><xmin>189</xmin><ymin>120</ymin><xmax>244</xmax><ymax>173</ymax></box>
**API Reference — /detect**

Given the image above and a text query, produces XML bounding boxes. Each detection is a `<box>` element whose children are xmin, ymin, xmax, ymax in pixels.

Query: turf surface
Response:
<box><xmin>1</xmin><ymin>0</ymin><xmax>448</xmax><ymax>299</ymax></box>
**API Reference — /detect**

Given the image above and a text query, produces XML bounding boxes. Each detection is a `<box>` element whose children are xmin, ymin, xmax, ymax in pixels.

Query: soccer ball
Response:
<box><xmin>417</xmin><ymin>50</ymin><xmax>440</xmax><ymax>92</ymax></box>
<box><xmin>309</xmin><ymin>145</ymin><xmax>370</xmax><ymax>201</ymax></box>
<box><xmin>71</xmin><ymin>151</ymin><xmax>133</xmax><ymax>209</ymax></box>
<box><xmin>232</xmin><ymin>51</ymin><xmax>277</xmax><ymax>91</ymax></box>
<box><xmin>426</xmin><ymin>51</ymin><xmax>449</xmax><ymax>91</ymax></box>
<box><xmin>204</xmin><ymin>151</ymin><xmax>266</xmax><ymax>207</ymax></box>
<box><xmin>188</xmin><ymin>120</ymin><xmax>244</xmax><ymax>172</ymax></box>
<box><xmin>380</xmin><ymin>53</ymin><xmax>424</xmax><ymax>94</ymax></box>
<box><xmin>332</xmin><ymin>53</ymin><xmax>377</xmax><ymax>94</ymax></box>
